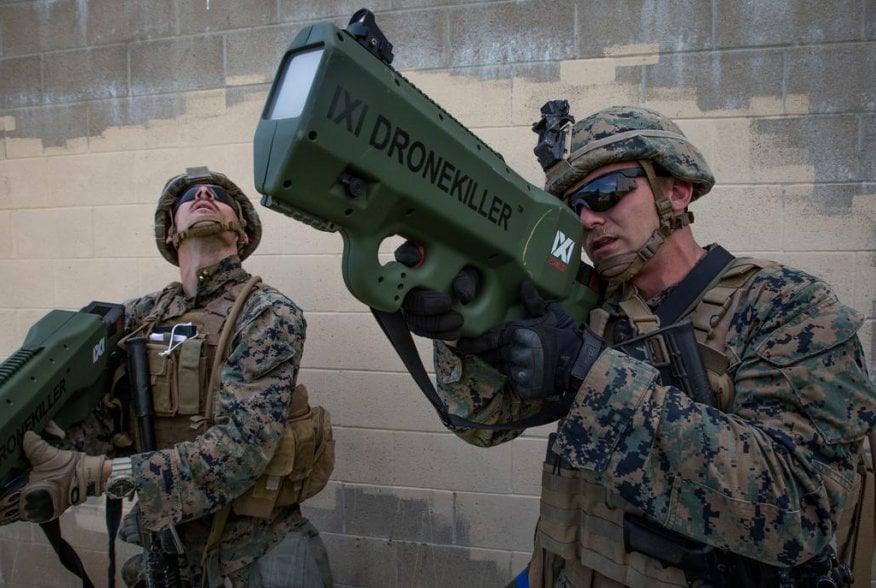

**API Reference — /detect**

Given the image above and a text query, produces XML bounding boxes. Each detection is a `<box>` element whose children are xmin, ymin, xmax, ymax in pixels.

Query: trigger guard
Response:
<box><xmin>409</xmin><ymin>242</ymin><xmax>426</xmax><ymax>269</ymax></box>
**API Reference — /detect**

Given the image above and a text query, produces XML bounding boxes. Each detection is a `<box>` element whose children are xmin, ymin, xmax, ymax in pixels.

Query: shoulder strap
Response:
<box><xmin>199</xmin><ymin>275</ymin><xmax>263</xmax><ymax>428</ymax></box>
<box><xmin>118</xmin><ymin>285</ymin><xmax>182</xmax><ymax>349</ymax></box>
<box><xmin>138</xmin><ymin>284</ymin><xmax>182</xmax><ymax>331</ymax></box>
<box><xmin>654</xmin><ymin>245</ymin><xmax>736</xmax><ymax>325</ymax></box>
<box><xmin>618</xmin><ymin>295</ymin><xmax>659</xmax><ymax>335</ymax></box>
<box><xmin>39</xmin><ymin>520</ymin><xmax>95</xmax><ymax>587</ymax></box>
<box><xmin>619</xmin><ymin>245</ymin><xmax>736</xmax><ymax>336</ymax></box>
<box><xmin>197</xmin><ymin>275</ymin><xmax>263</xmax><ymax>588</ymax></box>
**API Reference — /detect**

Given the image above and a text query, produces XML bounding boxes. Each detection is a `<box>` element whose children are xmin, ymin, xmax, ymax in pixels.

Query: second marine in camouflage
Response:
<box><xmin>1</xmin><ymin>168</ymin><xmax>335</xmax><ymax>587</ymax></box>
<box><xmin>401</xmin><ymin>105</ymin><xmax>876</xmax><ymax>587</ymax></box>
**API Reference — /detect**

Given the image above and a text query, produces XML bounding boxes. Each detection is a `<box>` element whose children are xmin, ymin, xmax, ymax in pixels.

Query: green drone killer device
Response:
<box><xmin>0</xmin><ymin>302</ymin><xmax>125</xmax><ymax>483</ymax></box>
<box><xmin>254</xmin><ymin>10</ymin><xmax>598</xmax><ymax>337</ymax></box>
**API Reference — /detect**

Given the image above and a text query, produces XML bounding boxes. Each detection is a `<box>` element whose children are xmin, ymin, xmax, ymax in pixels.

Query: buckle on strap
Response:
<box><xmin>637</xmin><ymin>233</ymin><xmax>666</xmax><ymax>262</ymax></box>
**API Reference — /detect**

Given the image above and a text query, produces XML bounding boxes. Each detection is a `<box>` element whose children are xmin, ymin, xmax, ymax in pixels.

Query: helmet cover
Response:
<box><xmin>544</xmin><ymin>105</ymin><xmax>715</xmax><ymax>201</ymax></box>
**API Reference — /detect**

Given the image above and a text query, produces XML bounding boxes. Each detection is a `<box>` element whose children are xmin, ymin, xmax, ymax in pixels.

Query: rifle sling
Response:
<box><xmin>371</xmin><ymin>308</ymin><xmax>573</xmax><ymax>431</ymax></box>
<box><xmin>106</xmin><ymin>497</ymin><xmax>123</xmax><ymax>588</ymax></box>
<box><xmin>40</xmin><ymin>519</ymin><xmax>96</xmax><ymax>588</ymax></box>
<box><xmin>37</xmin><ymin>449</ymin><xmax>125</xmax><ymax>588</ymax></box>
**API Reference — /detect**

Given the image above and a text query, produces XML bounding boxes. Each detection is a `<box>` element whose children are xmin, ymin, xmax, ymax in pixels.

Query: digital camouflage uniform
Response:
<box><xmin>429</xmin><ymin>106</ymin><xmax>876</xmax><ymax>587</ymax></box>
<box><xmin>435</xmin><ymin>262</ymin><xmax>874</xmax><ymax>585</ymax></box>
<box><xmin>126</xmin><ymin>255</ymin><xmax>308</xmax><ymax>581</ymax></box>
<box><xmin>65</xmin><ymin>255</ymin><xmax>321</xmax><ymax>584</ymax></box>
<box><xmin>19</xmin><ymin>167</ymin><xmax>332</xmax><ymax>587</ymax></box>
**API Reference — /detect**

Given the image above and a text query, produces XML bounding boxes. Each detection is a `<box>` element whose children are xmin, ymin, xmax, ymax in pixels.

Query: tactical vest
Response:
<box><xmin>533</xmin><ymin>258</ymin><xmax>872</xmax><ymax>587</ymax></box>
<box><xmin>123</xmin><ymin>277</ymin><xmax>334</xmax><ymax>518</ymax></box>
<box><xmin>611</xmin><ymin>257</ymin><xmax>773</xmax><ymax>413</ymax></box>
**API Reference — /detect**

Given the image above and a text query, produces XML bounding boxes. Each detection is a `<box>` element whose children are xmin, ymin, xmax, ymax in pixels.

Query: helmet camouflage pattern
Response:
<box><xmin>544</xmin><ymin>105</ymin><xmax>715</xmax><ymax>201</ymax></box>
<box><xmin>155</xmin><ymin>166</ymin><xmax>262</xmax><ymax>265</ymax></box>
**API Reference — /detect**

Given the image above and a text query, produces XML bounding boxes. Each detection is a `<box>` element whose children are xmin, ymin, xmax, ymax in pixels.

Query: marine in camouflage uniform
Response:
<box><xmin>400</xmin><ymin>106</ymin><xmax>876</xmax><ymax>587</ymax></box>
<box><xmin>118</xmin><ymin>256</ymin><xmax>327</xmax><ymax>586</ymax></box>
<box><xmin>1</xmin><ymin>168</ymin><xmax>333</xmax><ymax>587</ymax></box>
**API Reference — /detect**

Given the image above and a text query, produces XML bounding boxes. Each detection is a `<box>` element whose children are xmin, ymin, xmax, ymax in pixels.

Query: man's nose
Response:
<box><xmin>194</xmin><ymin>186</ymin><xmax>215</xmax><ymax>200</ymax></box>
<box><xmin>579</xmin><ymin>207</ymin><xmax>604</xmax><ymax>230</ymax></box>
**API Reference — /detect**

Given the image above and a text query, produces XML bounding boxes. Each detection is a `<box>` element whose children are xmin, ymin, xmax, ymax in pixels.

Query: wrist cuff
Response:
<box><xmin>569</xmin><ymin>329</ymin><xmax>603</xmax><ymax>388</ymax></box>
<box><xmin>81</xmin><ymin>455</ymin><xmax>108</xmax><ymax>499</ymax></box>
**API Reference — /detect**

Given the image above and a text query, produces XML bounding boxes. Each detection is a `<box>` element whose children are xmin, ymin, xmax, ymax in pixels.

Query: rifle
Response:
<box><xmin>126</xmin><ymin>337</ymin><xmax>187</xmax><ymax>587</ymax></box>
<box><xmin>253</xmin><ymin>9</ymin><xmax>599</xmax><ymax>338</ymax></box>
<box><xmin>611</xmin><ymin>320</ymin><xmax>718</xmax><ymax>408</ymax></box>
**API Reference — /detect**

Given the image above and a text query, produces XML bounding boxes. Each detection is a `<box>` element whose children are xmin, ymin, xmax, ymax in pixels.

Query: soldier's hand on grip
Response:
<box><xmin>394</xmin><ymin>240</ymin><xmax>480</xmax><ymax>341</ymax></box>
<box><xmin>0</xmin><ymin>431</ymin><xmax>106</xmax><ymax>524</ymax></box>
<box><xmin>457</xmin><ymin>281</ymin><xmax>603</xmax><ymax>399</ymax></box>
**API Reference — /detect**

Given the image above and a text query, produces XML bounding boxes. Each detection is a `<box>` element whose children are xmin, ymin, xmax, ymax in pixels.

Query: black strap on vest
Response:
<box><xmin>652</xmin><ymin>245</ymin><xmax>735</xmax><ymax>326</ymax></box>
<box><xmin>40</xmin><ymin>519</ymin><xmax>95</xmax><ymax>587</ymax></box>
<box><xmin>371</xmin><ymin>309</ymin><xmax>573</xmax><ymax>430</ymax></box>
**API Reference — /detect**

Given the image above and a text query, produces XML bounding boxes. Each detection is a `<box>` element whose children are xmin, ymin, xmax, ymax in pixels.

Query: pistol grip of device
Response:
<box><xmin>342</xmin><ymin>232</ymin><xmax>511</xmax><ymax>336</ymax></box>
<box><xmin>341</xmin><ymin>232</ymin><xmax>460</xmax><ymax>314</ymax></box>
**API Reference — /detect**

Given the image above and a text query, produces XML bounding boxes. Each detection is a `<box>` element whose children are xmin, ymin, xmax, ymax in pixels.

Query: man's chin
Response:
<box><xmin>594</xmin><ymin>252</ymin><xmax>634</xmax><ymax>279</ymax></box>
<box><xmin>184</xmin><ymin>218</ymin><xmax>222</xmax><ymax>231</ymax></box>
<box><xmin>597</xmin><ymin>265</ymin><xmax>628</xmax><ymax>279</ymax></box>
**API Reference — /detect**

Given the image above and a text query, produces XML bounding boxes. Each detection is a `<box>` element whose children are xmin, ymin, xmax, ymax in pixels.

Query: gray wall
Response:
<box><xmin>0</xmin><ymin>1</ymin><xmax>874</xmax><ymax>587</ymax></box>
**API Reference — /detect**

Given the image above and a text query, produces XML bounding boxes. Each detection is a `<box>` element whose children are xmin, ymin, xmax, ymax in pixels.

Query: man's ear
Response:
<box><xmin>667</xmin><ymin>178</ymin><xmax>694</xmax><ymax>212</ymax></box>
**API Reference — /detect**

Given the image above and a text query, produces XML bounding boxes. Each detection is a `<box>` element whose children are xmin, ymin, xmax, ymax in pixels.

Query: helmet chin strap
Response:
<box><xmin>171</xmin><ymin>220</ymin><xmax>247</xmax><ymax>251</ymax></box>
<box><xmin>599</xmin><ymin>160</ymin><xmax>693</xmax><ymax>296</ymax></box>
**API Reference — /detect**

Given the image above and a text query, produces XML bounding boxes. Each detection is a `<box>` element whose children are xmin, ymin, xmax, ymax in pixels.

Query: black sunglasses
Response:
<box><xmin>569</xmin><ymin>167</ymin><xmax>647</xmax><ymax>214</ymax></box>
<box><xmin>174</xmin><ymin>184</ymin><xmax>236</xmax><ymax>212</ymax></box>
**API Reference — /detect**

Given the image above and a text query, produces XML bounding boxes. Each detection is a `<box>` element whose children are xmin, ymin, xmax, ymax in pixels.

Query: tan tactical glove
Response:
<box><xmin>0</xmin><ymin>431</ymin><xmax>106</xmax><ymax>524</ymax></box>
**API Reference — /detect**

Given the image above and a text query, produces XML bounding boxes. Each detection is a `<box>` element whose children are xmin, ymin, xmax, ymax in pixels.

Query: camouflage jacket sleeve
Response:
<box><xmin>555</xmin><ymin>266</ymin><xmax>876</xmax><ymax>566</ymax></box>
<box><xmin>433</xmin><ymin>341</ymin><xmax>544</xmax><ymax>447</ymax></box>
<box><xmin>132</xmin><ymin>287</ymin><xmax>306</xmax><ymax>531</ymax></box>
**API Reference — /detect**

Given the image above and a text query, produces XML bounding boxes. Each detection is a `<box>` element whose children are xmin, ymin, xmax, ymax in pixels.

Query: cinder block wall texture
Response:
<box><xmin>0</xmin><ymin>1</ymin><xmax>873</xmax><ymax>587</ymax></box>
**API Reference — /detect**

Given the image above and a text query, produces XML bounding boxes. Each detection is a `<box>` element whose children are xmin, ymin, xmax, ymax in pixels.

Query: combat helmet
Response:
<box><xmin>533</xmin><ymin>103</ymin><xmax>715</xmax><ymax>288</ymax></box>
<box><xmin>155</xmin><ymin>166</ymin><xmax>262</xmax><ymax>266</ymax></box>
<box><xmin>540</xmin><ymin>105</ymin><xmax>714</xmax><ymax>199</ymax></box>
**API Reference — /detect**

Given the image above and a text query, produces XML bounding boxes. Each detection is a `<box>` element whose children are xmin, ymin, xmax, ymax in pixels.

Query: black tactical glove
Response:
<box><xmin>394</xmin><ymin>240</ymin><xmax>480</xmax><ymax>340</ymax></box>
<box><xmin>457</xmin><ymin>281</ymin><xmax>603</xmax><ymax>399</ymax></box>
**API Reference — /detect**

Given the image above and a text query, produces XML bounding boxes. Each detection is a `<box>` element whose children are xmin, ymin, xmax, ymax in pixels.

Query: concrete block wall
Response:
<box><xmin>0</xmin><ymin>0</ymin><xmax>873</xmax><ymax>586</ymax></box>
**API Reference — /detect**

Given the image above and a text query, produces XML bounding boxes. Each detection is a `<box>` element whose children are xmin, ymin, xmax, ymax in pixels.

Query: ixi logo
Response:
<box><xmin>92</xmin><ymin>336</ymin><xmax>105</xmax><ymax>364</ymax></box>
<box><xmin>549</xmin><ymin>230</ymin><xmax>575</xmax><ymax>271</ymax></box>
